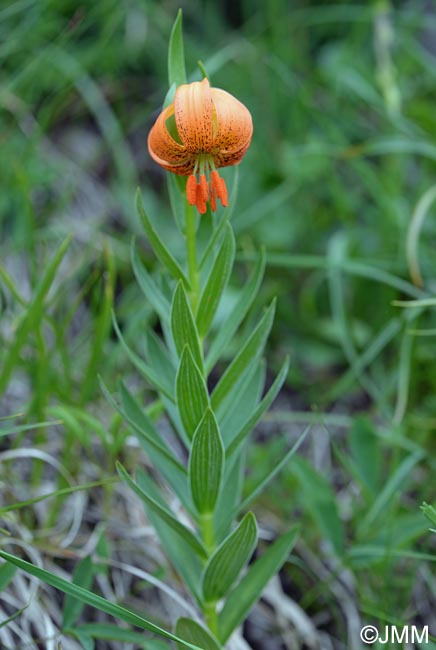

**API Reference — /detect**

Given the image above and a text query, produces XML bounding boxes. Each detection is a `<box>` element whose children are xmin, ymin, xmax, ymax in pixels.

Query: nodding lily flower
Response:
<box><xmin>147</xmin><ymin>78</ymin><xmax>253</xmax><ymax>214</ymax></box>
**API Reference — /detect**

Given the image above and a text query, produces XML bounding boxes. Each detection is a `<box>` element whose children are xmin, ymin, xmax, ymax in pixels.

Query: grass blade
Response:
<box><xmin>0</xmin><ymin>551</ymin><xmax>202</xmax><ymax>650</ymax></box>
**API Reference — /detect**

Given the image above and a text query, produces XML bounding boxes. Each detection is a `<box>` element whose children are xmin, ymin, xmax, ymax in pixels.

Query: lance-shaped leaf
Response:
<box><xmin>202</xmin><ymin>512</ymin><xmax>258</xmax><ymax>603</ymax></box>
<box><xmin>218</xmin><ymin>526</ymin><xmax>299</xmax><ymax>642</ymax></box>
<box><xmin>206</xmin><ymin>248</ymin><xmax>265</xmax><ymax>373</ymax></box>
<box><xmin>116</xmin><ymin>462</ymin><xmax>207</xmax><ymax>561</ymax></box>
<box><xmin>211</xmin><ymin>300</ymin><xmax>276</xmax><ymax>412</ymax></box>
<box><xmin>115</xmin><ymin>381</ymin><xmax>191</xmax><ymax>510</ymax></box>
<box><xmin>112</xmin><ymin>313</ymin><xmax>174</xmax><ymax>401</ymax></box>
<box><xmin>176</xmin><ymin>617</ymin><xmax>222</xmax><ymax>650</ymax></box>
<box><xmin>237</xmin><ymin>427</ymin><xmax>309</xmax><ymax>515</ymax></box>
<box><xmin>168</xmin><ymin>9</ymin><xmax>187</xmax><ymax>88</ymax></box>
<box><xmin>136</xmin><ymin>189</ymin><xmax>189</xmax><ymax>290</ymax></box>
<box><xmin>226</xmin><ymin>357</ymin><xmax>290</xmax><ymax>459</ymax></box>
<box><xmin>189</xmin><ymin>408</ymin><xmax>224</xmax><ymax>514</ymax></box>
<box><xmin>176</xmin><ymin>346</ymin><xmax>209</xmax><ymax>440</ymax></box>
<box><xmin>136</xmin><ymin>470</ymin><xmax>203</xmax><ymax>601</ymax></box>
<box><xmin>131</xmin><ymin>241</ymin><xmax>171</xmax><ymax>322</ymax></box>
<box><xmin>0</xmin><ymin>552</ymin><xmax>202</xmax><ymax>650</ymax></box>
<box><xmin>196</xmin><ymin>223</ymin><xmax>235</xmax><ymax>338</ymax></box>
<box><xmin>171</xmin><ymin>281</ymin><xmax>203</xmax><ymax>371</ymax></box>
<box><xmin>99</xmin><ymin>379</ymin><xmax>185</xmax><ymax>489</ymax></box>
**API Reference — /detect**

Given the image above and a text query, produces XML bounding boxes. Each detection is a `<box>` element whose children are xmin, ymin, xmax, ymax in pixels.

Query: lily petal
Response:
<box><xmin>148</xmin><ymin>104</ymin><xmax>190</xmax><ymax>169</ymax></box>
<box><xmin>174</xmin><ymin>78</ymin><xmax>214</xmax><ymax>153</ymax></box>
<box><xmin>211</xmin><ymin>88</ymin><xmax>253</xmax><ymax>157</ymax></box>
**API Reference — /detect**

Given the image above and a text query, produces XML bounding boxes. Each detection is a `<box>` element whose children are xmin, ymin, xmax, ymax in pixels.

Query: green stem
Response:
<box><xmin>200</xmin><ymin>512</ymin><xmax>215</xmax><ymax>554</ymax></box>
<box><xmin>200</xmin><ymin>512</ymin><xmax>218</xmax><ymax>636</ymax></box>
<box><xmin>204</xmin><ymin>600</ymin><xmax>219</xmax><ymax>637</ymax></box>
<box><xmin>185</xmin><ymin>203</ymin><xmax>200</xmax><ymax>313</ymax></box>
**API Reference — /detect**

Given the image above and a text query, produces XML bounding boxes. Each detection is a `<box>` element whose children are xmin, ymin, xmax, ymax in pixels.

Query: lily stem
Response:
<box><xmin>200</xmin><ymin>512</ymin><xmax>215</xmax><ymax>555</ymax></box>
<box><xmin>204</xmin><ymin>600</ymin><xmax>219</xmax><ymax>638</ymax></box>
<box><xmin>185</xmin><ymin>203</ymin><xmax>200</xmax><ymax>314</ymax></box>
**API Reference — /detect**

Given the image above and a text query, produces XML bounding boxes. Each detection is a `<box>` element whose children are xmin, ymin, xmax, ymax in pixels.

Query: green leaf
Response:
<box><xmin>144</xmin><ymin>329</ymin><xmax>176</xmax><ymax>393</ymax></box>
<box><xmin>202</xmin><ymin>512</ymin><xmax>258</xmax><ymax>603</ymax></box>
<box><xmin>168</xmin><ymin>9</ymin><xmax>187</xmax><ymax>88</ymax></box>
<box><xmin>0</xmin><ymin>562</ymin><xmax>16</xmax><ymax>591</ymax></box>
<box><xmin>117</xmin><ymin>462</ymin><xmax>207</xmax><ymax>561</ymax></box>
<box><xmin>171</xmin><ymin>281</ymin><xmax>203</xmax><ymax>371</ymax></box>
<box><xmin>213</xmin><ymin>448</ymin><xmax>245</xmax><ymax>544</ymax></box>
<box><xmin>0</xmin><ymin>236</ymin><xmax>72</xmax><ymax>394</ymax></box>
<box><xmin>72</xmin><ymin>623</ymin><xmax>168</xmax><ymax>648</ymax></box>
<box><xmin>237</xmin><ymin>427</ymin><xmax>309</xmax><ymax>514</ymax></box>
<box><xmin>214</xmin><ymin>353</ymin><xmax>260</xmax><ymax>425</ymax></box>
<box><xmin>176</xmin><ymin>346</ymin><xmax>210</xmax><ymax>440</ymax></box>
<box><xmin>349</xmin><ymin>417</ymin><xmax>382</xmax><ymax>494</ymax></box>
<box><xmin>117</xmin><ymin>381</ymin><xmax>191</xmax><ymax>508</ymax></box>
<box><xmin>206</xmin><ymin>248</ymin><xmax>265</xmax><ymax>373</ymax></box>
<box><xmin>360</xmin><ymin>451</ymin><xmax>424</xmax><ymax>532</ymax></box>
<box><xmin>136</xmin><ymin>471</ymin><xmax>203</xmax><ymax>602</ymax></box>
<box><xmin>218</xmin><ymin>526</ymin><xmax>299</xmax><ymax>642</ymax></box>
<box><xmin>189</xmin><ymin>408</ymin><xmax>224</xmax><ymax>514</ymax></box>
<box><xmin>69</xmin><ymin>629</ymin><xmax>94</xmax><ymax>650</ymax></box>
<box><xmin>62</xmin><ymin>556</ymin><xmax>94</xmax><ymax>628</ymax></box>
<box><xmin>131</xmin><ymin>241</ymin><xmax>171</xmax><ymax>322</ymax></box>
<box><xmin>196</xmin><ymin>223</ymin><xmax>235</xmax><ymax>338</ymax></box>
<box><xmin>226</xmin><ymin>357</ymin><xmax>290</xmax><ymax>458</ymax></box>
<box><xmin>292</xmin><ymin>455</ymin><xmax>344</xmax><ymax>556</ymax></box>
<box><xmin>199</xmin><ymin>168</ymin><xmax>239</xmax><ymax>271</ymax></box>
<box><xmin>211</xmin><ymin>300</ymin><xmax>276</xmax><ymax>411</ymax></box>
<box><xmin>136</xmin><ymin>189</ymin><xmax>189</xmax><ymax>289</ymax></box>
<box><xmin>99</xmin><ymin>379</ymin><xmax>188</xmax><ymax>504</ymax></box>
<box><xmin>219</xmin><ymin>360</ymin><xmax>265</xmax><ymax>446</ymax></box>
<box><xmin>112</xmin><ymin>312</ymin><xmax>174</xmax><ymax>401</ymax></box>
<box><xmin>175</xmin><ymin>618</ymin><xmax>222</xmax><ymax>650</ymax></box>
<box><xmin>0</xmin><ymin>551</ymin><xmax>202</xmax><ymax>650</ymax></box>
<box><xmin>168</xmin><ymin>173</ymin><xmax>188</xmax><ymax>233</ymax></box>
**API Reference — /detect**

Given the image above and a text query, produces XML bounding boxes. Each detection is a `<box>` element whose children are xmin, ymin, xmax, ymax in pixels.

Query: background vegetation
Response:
<box><xmin>1</xmin><ymin>0</ymin><xmax>436</xmax><ymax>648</ymax></box>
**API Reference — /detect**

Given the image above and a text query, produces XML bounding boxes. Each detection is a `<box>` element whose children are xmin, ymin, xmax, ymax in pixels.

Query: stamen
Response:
<box><xmin>186</xmin><ymin>174</ymin><xmax>198</xmax><ymax>206</ymax></box>
<box><xmin>199</xmin><ymin>174</ymin><xmax>209</xmax><ymax>203</ymax></box>
<box><xmin>219</xmin><ymin>176</ymin><xmax>228</xmax><ymax>207</ymax></box>
<box><xmin>209</xmin><ymin>182</ymin><xmax>217</xmax><ymax>212</ymax></box>
<box><xmin>211</xmin><ymin>170</ymin><xmax>228</xmax><ymax>208</ymax></box>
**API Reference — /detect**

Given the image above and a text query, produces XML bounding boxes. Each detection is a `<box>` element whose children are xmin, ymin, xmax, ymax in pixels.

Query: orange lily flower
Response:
<box><xmin>147</xmin><ymin>78</ymin><xmax>253</xmax><ymax>214</ymax></box>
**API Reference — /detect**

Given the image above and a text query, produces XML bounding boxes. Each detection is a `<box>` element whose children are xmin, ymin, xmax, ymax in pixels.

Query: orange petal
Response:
<box><xmin>211</xmin><ymin>88</ymin><xmax>253</xmax><ymax>162</ymax></box>
<box><xmin>212</xmin><ymin>141</ymin><xmax>252</xmax><ymax>170</ymax></box>
<box><xmin>148</xmin><ymin>104</ymin><xmax>190</xmax><ymax>168</ymax></box>
<box><xmin>174</xmin><ymin>78</ymin><xmax>214</xmax><ymax>153</ymax></box>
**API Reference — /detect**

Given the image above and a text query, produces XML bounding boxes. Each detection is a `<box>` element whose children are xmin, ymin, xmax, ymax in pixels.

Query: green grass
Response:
<box><xmin>1</xmin><ymin>1</ymin><xmax>436</xmax><ymax>648</ymax></box>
